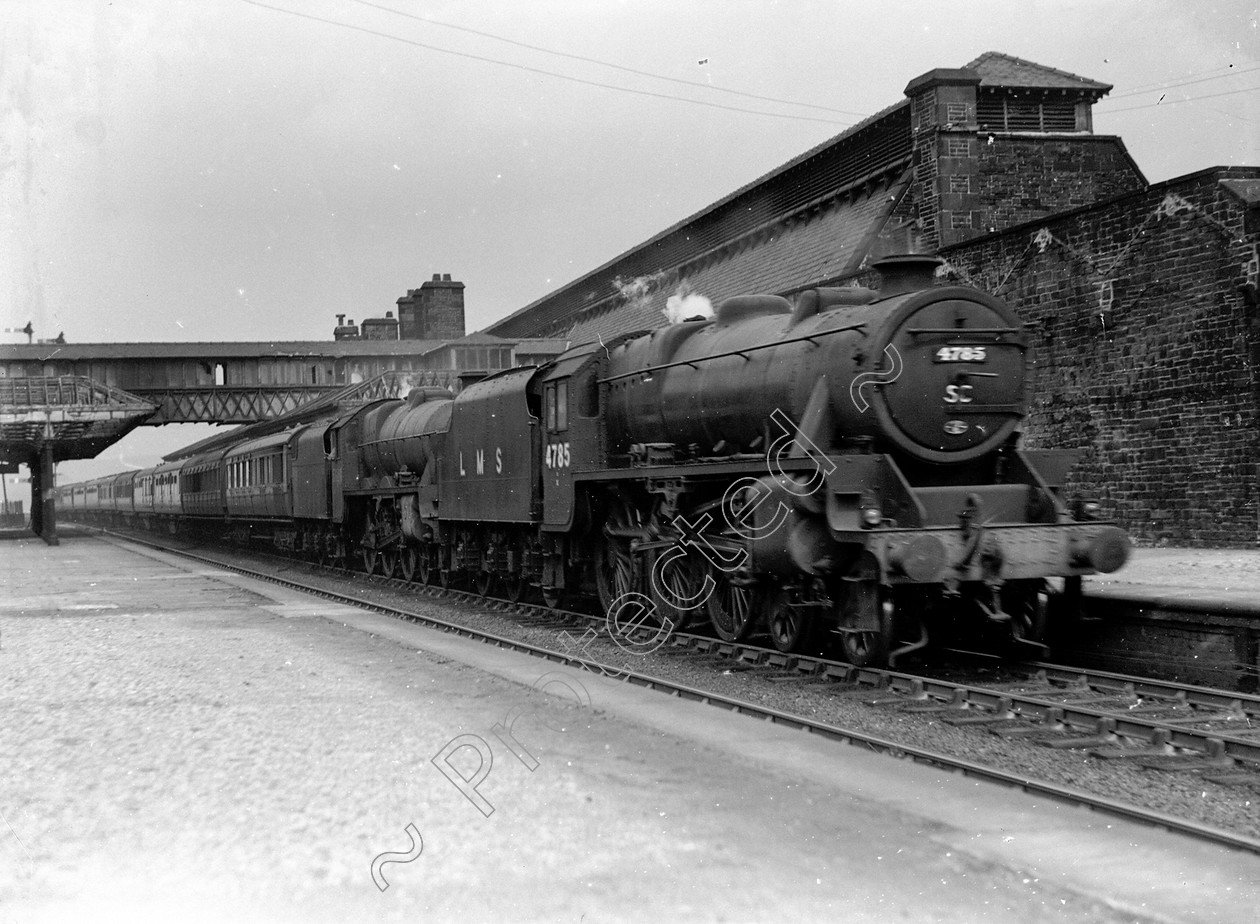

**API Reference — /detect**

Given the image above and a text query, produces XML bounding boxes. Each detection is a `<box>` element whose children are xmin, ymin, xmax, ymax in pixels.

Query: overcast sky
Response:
<box><xmin>2</xmin><ymin>0</ymin><xmax>1257</xmax><ymax>492</ymax></box>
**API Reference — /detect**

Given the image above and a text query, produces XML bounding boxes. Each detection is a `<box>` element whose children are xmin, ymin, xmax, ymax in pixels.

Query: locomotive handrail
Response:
<box><xmin>906</xmin><ymin>326</ymin><xmax>1023</xmax><ymax>339</ymax></box>
<box><xmin>597</xmin><ymin>323</ymin><xmax>867</xmax><ymax>384</ymax></box>
<box><xmin>944</xmin><ymin>403</ymin><xmax>1023</xmax><ymax>414</ymax></box>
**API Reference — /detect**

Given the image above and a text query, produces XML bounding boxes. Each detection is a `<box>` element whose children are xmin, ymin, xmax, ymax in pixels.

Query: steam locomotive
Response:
<box><xmin>60</xmin><ymin>255</ymin><xmax>1130</xmax><ymax>666</ymax></box>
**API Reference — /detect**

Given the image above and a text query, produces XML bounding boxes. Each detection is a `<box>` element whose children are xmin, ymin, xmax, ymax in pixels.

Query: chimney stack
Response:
<box><xmin>397</xmin><ymin>273</ymin><xmax>466</xmax><ymax>341</ymax></box>
<box><xmin>334</xmin><ymin>315</ymin><xmax>361</xmax><ymax>340</ymax></box>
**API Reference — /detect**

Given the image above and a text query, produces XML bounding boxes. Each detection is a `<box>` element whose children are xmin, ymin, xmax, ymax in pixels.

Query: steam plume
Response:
<box><xmin>663</xmin><ymin>282</ymin><xmax>713</xmax><ymax>324</ymax></box>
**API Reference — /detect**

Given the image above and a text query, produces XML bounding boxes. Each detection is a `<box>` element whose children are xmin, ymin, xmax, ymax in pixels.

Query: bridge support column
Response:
<box><xmin>29</xmin><ymin>454</ymin><xmax>40</xmax><ymax>536</ymax></box>
<box><xmin>32</xmin><ymin>444</ymin><xmax>57</xmax><ymax>546</ymax></box>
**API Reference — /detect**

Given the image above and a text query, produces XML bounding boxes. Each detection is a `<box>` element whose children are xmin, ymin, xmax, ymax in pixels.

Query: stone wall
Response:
<box><xmin>397</xmin><ymin>275</ymin><xmax>466</xmax><ymax>341</ymax></box>
<box><xmin>417</xmin><ymin>275</ymin><xmax>466</xmax><ymax>341</ymax></box>
<box><xmin>942</xmin><ymin>167</ymin><xmax>1260</xmax><ymax>546</ymax></box>
<box><xmin>971</xmin><ymin>136</ymin><xmax>1144</xmax><ymax>232</ymax></box>
<box><xmin>902</xmin><ymin>68</ymin><xmax>1143</xmax><ymax>250</ymax></box>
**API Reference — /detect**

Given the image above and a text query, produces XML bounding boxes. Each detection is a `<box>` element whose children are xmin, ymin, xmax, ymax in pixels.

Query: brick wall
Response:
<box><xmin>909</xmin><ymin>86</ymin><xmax>941</xmax><ymax>249</ymax></box>
<box><xmin>903</xmin><ymin>70</ymin><xmax>1145</xmax><ymax>250</ymax></box>
<box><xmin>397</xmin><ymin>275</ymin><xmax>467</xmax><ymax>341</ymax></box>
<box><xmin>973</xmin><ymin>136</ymin><xmax>1144</xmax><ymax>231</ymax></box>
<box><xmin>943</xmin><ymin>167</ymin><xmax>1260</xmax><ymax>547</ymax></box>
<box><xmin>418</xmin><ymin>276</ymin><xmax>466</xmax><ymax>341</ymax></box>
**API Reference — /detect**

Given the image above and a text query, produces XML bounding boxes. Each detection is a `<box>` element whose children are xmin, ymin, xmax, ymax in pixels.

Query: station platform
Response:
<box><xmin>1085</xmin><ymin>548</ymin><xmax>1260</xmax><ymax>616</ymax></box>
<box><xmin>1</xmin><ymin>534</ymin><xmax>1257</xmax><ymax>922</ymax></box>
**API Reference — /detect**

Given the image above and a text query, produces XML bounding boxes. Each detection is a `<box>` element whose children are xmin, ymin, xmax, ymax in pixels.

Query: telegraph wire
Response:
<box><xmin>348</xmin><ymin>0</ymin><xmax>868</xmax><ymax>118</ymax></box>
<box><xmin>240</xmin><ymin>0</ymin><xmax>853</xmax><ymax>126</ymax></box>
<box><xmin>1102</xmin><ymin>63</ymin><xmax>1260</xmax><ymax>101</ymax></box>
<box><xmin>1099</xmin><ymin>84</ymin><xmax>1260</xmax><ymax>114</ymax></box>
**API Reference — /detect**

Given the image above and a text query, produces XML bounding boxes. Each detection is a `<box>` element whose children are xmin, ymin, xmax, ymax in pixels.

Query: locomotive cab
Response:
<box><xmin>539</xmin><ymin>344</ymin><xmax>606</xmax><ymax>531</ymax></box>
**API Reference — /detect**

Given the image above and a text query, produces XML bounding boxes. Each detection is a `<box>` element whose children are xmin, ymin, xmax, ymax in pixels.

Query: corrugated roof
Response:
<box><xmin>966</xmin><ymin>52</ymin><xmax>1112</xmax><ymax>94</ymax></box>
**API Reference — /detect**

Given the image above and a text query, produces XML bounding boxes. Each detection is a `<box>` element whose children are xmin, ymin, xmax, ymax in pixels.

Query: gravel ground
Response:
<box><xmin>178</xmin><ymin>539</ymin><xmax>1260</xmax><ymax>844</ymax></box>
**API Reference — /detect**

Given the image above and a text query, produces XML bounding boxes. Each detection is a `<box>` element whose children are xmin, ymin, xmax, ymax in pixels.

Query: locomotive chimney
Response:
<box><xmin>873</xmin><ymin>254</ymin><xmax>943</xmax><ymax>297</ymax></box>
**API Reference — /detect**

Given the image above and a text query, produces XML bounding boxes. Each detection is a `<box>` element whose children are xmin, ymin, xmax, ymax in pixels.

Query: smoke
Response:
<box><xmin>396</xmin><ymin>372</ymin><xmax>428</xmax><ymax>401</ymax></box>
<box><xmin>613</xmin><ymin>270</ymin><xmax>666</xmax><ymax>306</ymax></box>
<box><xmin>613</xmin><ymin>273</ymin><xmax>713</xmax><ymax>324</ymax></box>
<box><xmin>663</xmin><ymin>282</ymin><xmax>713</xmax><ymax>324</ymax></box>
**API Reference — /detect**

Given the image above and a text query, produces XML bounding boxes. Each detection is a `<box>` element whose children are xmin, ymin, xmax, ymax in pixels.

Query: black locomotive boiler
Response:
<box><xmin>584</xmin><ymin>253</ymin><xmax>1129</xmax><ymax>662</ymax></box>
<box><xmin>61</xmin><ymin>255</ymin><xmax>1129</xmax><ymax>666</ymax></box>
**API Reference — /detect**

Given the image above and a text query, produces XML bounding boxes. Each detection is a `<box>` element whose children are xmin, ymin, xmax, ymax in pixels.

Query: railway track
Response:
<box><xmin>91</xmin><ymin>526</ymin><xmax>1260</xmax><ymax>855</ymax></box>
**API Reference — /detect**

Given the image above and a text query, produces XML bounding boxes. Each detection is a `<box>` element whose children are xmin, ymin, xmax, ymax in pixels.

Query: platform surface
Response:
<box><xmin>1</xmin><ymin>535</ymin><xmax>1257</xmax><ymax>923</ymax></box>
<box><xmin>1086</xmin><ymin>547</ymin><xmax>1260</xmax><ymax>614</ymax></box>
